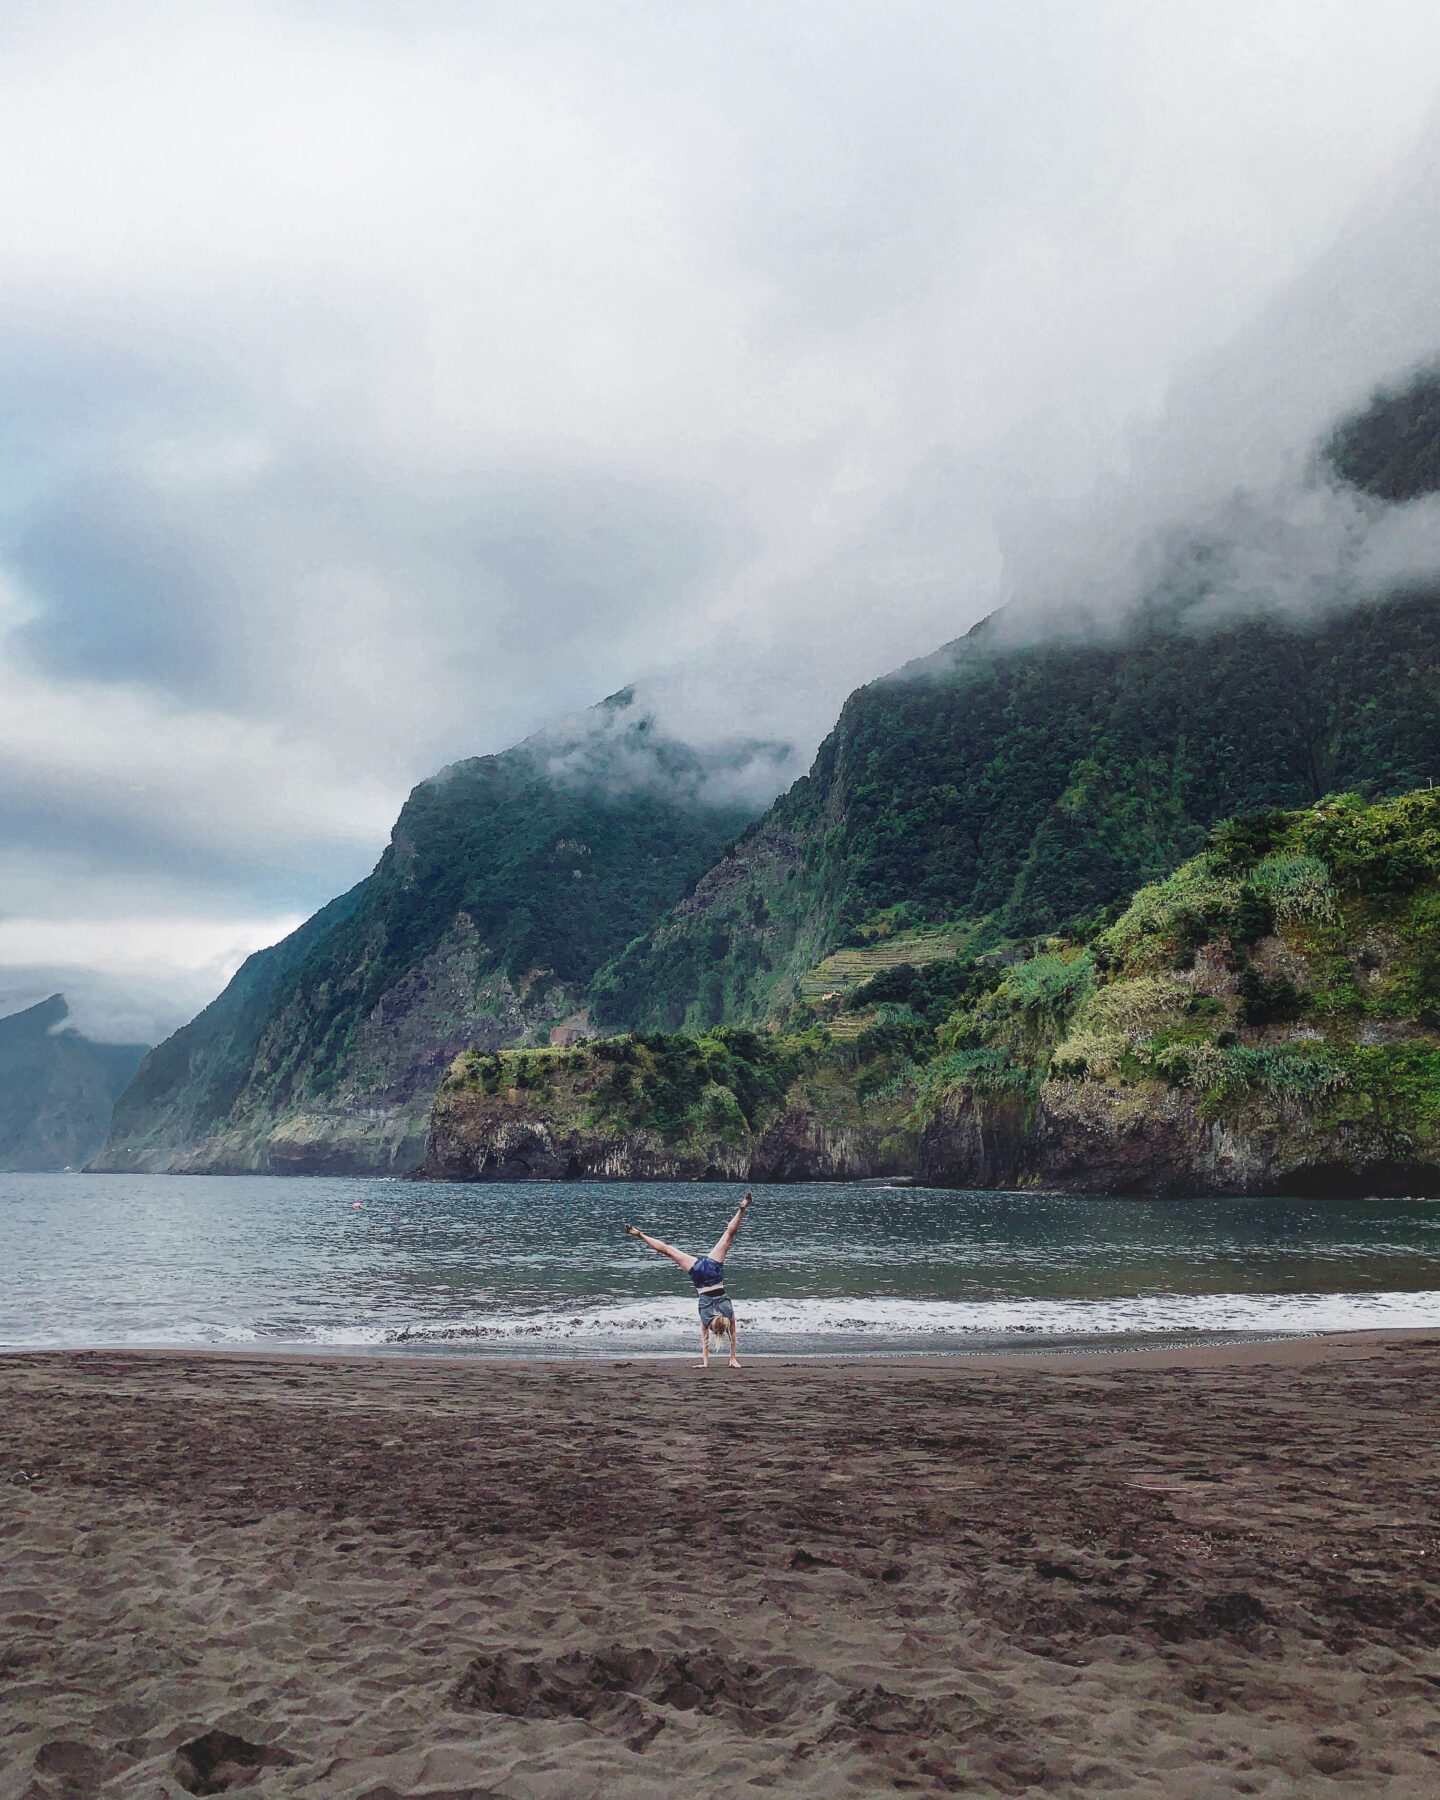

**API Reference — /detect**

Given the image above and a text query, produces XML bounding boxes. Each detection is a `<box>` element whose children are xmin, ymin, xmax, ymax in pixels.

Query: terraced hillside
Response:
<box><xmin>797</xmin><ymin>930</ymin><xmax>971</xmax><ymax>1006</ymax></box>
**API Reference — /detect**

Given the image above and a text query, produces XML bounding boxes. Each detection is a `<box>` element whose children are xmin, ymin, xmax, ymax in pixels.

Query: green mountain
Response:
<box><xmin>100</xmin><ymin>367</ymin><xmax>1440</xmax><ymax>1186</ymax></box>
<box><xmin>421</xmin><ymin>782</ymin><xmax>1440</xmax><ymax>1195</ymax></box>
<box><xmin>592</xmin><ymin>588</ymin><xmax>1440</xmax><ymax>1034</ymax></box>
<box><xmin>591</xmin><ymin>375</ymin><xmax>1440</xmax><ymax>1035</ymax></box>
<box><xmin>0</xmin><ymin>995</ymin><xmax>148</xmax><ymax>1171</ymax></box>
<box><xmin>96</xmin><ymin>692</ymin><xmax>782</xmax><ymax>1174</ymax></box>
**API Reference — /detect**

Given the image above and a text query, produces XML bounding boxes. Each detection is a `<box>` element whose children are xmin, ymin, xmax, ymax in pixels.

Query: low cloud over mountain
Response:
<box><xmin>3</xmin><ymin>2</ymin><xmax>1440</xmax><ymax>1016</ymax></box>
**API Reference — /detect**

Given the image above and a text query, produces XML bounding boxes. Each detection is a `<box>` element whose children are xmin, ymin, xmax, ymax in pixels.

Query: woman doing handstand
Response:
<box><xmin>625</xmin><ymin>1193</ymin><xmax>752</xmax><ymax>1369</ymax></box>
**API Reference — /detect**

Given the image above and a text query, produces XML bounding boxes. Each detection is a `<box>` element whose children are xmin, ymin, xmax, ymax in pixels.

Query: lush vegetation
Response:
<box><xmin>437</xmin><ymin>785</ymin><xmax>1440</xmax><ymax>1192</ymax></box>
<box><xmin>442</xmin><ymin>1021</ymin><xmax>920</xmax><ymax>1159</ymax></box>
<box><xmin>593</xmin><ymin>371</ymin><xmax>1440</xmax><ymax>1036</ymax></box>
<box><xmin>846</xmin><ymin>953</ymin><xmax>1001</xmax><ymax>1025</ymax></box>
<box><xmin>923</xmin><ymin>786</ymin><xmax>1440</xmax><ymax>1163</ymax></box>
<box><xmin>595</xmin><ymin>586</ymin><xmax>1440</xmax><ymax>1033</ymax></box>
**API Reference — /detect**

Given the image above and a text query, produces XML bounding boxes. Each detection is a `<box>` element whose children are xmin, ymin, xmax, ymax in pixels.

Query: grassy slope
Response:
<box><xmin>923</xmin><ymin>787</ymin><xmax>1440</xmax><ymax>1178</ymax></box>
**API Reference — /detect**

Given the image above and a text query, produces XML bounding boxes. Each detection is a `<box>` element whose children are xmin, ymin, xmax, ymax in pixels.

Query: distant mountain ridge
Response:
<box><xmin>0</xmin><ymin>994</ymin><xmax>148</xmax><ymax>1170</ymax></box>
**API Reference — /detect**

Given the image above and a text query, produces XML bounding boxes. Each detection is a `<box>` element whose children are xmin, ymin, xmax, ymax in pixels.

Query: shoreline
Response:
<box><xmin>5</xmin><ymin>1323</ymin><xmax>1439</xmax><ymax>1374</ymax></box>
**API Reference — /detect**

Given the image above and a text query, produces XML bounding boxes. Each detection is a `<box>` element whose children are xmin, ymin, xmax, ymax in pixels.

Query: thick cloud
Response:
<box><xmin>2</xmin><ymin>0</ymin><xmax>1440</xmax><ymax>1029</ymax></box>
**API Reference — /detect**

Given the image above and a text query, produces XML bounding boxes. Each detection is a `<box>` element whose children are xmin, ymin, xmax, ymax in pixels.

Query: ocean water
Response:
<box><xmin>4</xmin><ymin>1172</ymin><xmax>1440</xmax><ymax>1357</ymax></box>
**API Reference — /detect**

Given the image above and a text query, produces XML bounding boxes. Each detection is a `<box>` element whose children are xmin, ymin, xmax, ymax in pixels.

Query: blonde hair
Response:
<box><xmin>706</xmin><ymin>1313</ymin><xmax>732</xmax><ymax>1340</ymax></box>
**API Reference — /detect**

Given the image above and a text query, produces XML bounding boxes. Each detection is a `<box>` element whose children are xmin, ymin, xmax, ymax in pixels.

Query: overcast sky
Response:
<box><xmin>3</xmin><ymin>1</ymin><xmax>1440</xmax><ymax>1040</ymax></box>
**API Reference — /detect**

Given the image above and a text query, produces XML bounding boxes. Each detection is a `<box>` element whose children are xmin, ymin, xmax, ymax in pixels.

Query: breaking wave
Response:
<box><xmin>368</xmin><ymin>1289</ymin><xmax>1440</xmax><ymax>1353</ymax></box>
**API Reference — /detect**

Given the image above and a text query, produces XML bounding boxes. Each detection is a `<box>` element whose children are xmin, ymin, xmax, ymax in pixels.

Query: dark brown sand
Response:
<box><xmin>3</xmin><ymin>1335</ymin><xmax>1439</xmax><ymax>1797</ymax></box>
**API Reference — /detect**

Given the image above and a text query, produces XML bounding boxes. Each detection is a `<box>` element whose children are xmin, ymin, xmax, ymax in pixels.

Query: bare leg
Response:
<box><xmin>708</xmin><ymin>1191</ymin><xmax>753</xmax><ymax>1264</ymax></box>
<box><xmin>727</xmin><ymin>1315</ymin><xmax>741</xmax><ymax>1369</ymax></box>
<box><xmin>625</xmin><ymin>1224</ymin><xmax>696</xmax><ymax>1274</ymax></box>
<box><xmin>697</xmin><ymin>1323</ymin><xmax>710</xmax><ymax>1369</ymax></box>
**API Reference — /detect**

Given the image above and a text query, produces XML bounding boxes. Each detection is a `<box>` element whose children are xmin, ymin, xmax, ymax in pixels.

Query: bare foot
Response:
<box><xmin>624</xmin><ymin>1224</ymin><xmax>640</xmax><ymax>1237</ymax></box>
<box><xmin>695</xmin><ymin>1360</ymin><xmax>709</xmax><ymax>1370</ymax></box>
<box><xmin>728</xmin><ymin>1358</ymin><xmax>742</xmax><ymax>1369</ymax></box>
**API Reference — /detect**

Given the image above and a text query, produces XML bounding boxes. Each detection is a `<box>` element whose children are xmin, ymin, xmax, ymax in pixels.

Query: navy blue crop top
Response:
<box><xmin>688</xmin><ymin>1256</ymin><xmax>725</xmax><ymax>1290</ymax></box>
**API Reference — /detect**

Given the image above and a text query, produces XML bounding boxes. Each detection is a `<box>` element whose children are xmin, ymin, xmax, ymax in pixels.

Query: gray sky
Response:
<box><xmin>3</xmin><ymin>0</ymin><xmax>1440</xmax><ymax>1038</ymax></box>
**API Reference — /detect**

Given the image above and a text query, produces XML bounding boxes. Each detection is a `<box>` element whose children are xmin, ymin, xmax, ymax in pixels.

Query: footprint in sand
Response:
<box><xmin>170</xmin><ymin>1727</ymin><xmax>298</xmax><ymax>1795</ymax></box>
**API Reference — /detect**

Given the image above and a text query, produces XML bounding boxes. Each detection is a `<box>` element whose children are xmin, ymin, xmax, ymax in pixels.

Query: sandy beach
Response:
<box><xmin>3</xmin><ymin>1337</ymin><xmax>1439</xmax><ymax>1798</ymax></box>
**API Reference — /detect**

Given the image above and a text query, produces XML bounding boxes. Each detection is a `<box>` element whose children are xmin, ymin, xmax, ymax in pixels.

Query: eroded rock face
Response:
<box><xmin>917</xmin><ymin>1083</ymin><xmax>1440</xmax><ymax>1197</ymax></box>
<box><xmin>416</xmin><ymin>1084</ymin><xmax>914</xmax><ymax>1185</ymax></box>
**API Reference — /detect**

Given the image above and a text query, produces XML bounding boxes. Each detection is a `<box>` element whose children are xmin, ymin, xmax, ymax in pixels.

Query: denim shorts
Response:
<box><xmin>698</xmin><ymin>1294</ymin><xmax>735</xmax><ymax>1328</ymax></box>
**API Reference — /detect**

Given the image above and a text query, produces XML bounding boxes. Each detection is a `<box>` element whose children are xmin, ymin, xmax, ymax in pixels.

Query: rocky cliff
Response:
<box><xmin>0</xmin><ymin>995</ymin><xmax>148</xmax><ymax>1171</ymax></box>
<box><xmin>97</xmin><ymin>691</ymin><xmax>784</xmax><ymax>1174</ymax></box>
<box><xmin>416</xmin><ymin>1029</ymin><xmax>919</xmax><ymax>1183</ymax></box>
<box><xmin>96</xmin><ymin>884</ymin><xmax>368</xmax><ymax>1174</ymax></box>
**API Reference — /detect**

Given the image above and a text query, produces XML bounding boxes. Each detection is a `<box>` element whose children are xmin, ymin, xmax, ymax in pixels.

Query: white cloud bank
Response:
<box><xmin>1</xmin><ymin>1</ymin><xmax>1439</xmax><ymax>1030</ymax></box>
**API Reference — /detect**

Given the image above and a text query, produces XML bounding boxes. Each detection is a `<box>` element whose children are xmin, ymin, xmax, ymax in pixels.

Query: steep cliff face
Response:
<box><xmin>592</xmin><ymin>373</ymin><xmax>1440</xmax><ymax>1034</ymax></box>
<box><xmin>98</xmin><ymin>692</ymin><xmax>780</xmax><ymax>1174</ymax></box>
<box><xmin>592</xmin><ymin>589</ymin><xmax>1440</xmax><ymax>1035</ymax></box>
<box><xmin>416</xmin><ymin>1030</ymin><xmax>919</xmax><ymax>1183</ymax></box>
<box><xmin>917</xmin><ymin>788</ymin><xmax>1440</xmax><ymax>1195</ymax></box>
<box><xmin>0</xmin><ymin>995</ymin><xmax>148</xmax><ymax>1170</ymax></box>
<box><xmin>96</xmin><ymin>885</ymin><xmax>367</xmax><ymax>1173</ymax></box>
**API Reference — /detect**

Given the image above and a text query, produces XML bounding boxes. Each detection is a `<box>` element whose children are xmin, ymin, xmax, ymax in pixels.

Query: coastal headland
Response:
<box><xmin>3</xmin><ymin>1336</ymin><xmax>1439</xmax><ymax>1795</ymax></box>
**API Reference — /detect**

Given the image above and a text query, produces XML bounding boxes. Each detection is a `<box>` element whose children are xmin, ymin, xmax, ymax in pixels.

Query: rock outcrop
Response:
<box><xmin>916</xmin><ymin>1084</ymin><xmax>1440</xmax><ymax>1197</ymax></box>
<box><xmin>415</xmin><ymin>1034</ymin><xmax>919</xmax><ymax>1183</ymax></box>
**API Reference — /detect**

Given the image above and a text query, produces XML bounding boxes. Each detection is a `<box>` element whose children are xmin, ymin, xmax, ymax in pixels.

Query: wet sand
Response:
<box><xmin>3</xmin><ymin>1334</ymin><xmax>1439</xmax><ymax>1796</ymax></box>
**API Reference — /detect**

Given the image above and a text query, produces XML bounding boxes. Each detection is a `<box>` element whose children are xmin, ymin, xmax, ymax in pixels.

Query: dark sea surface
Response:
<box><xmin>4</xmin><ymin>1172</ymin><xmax>1440</xmax><ymax>1356</ymax></box>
